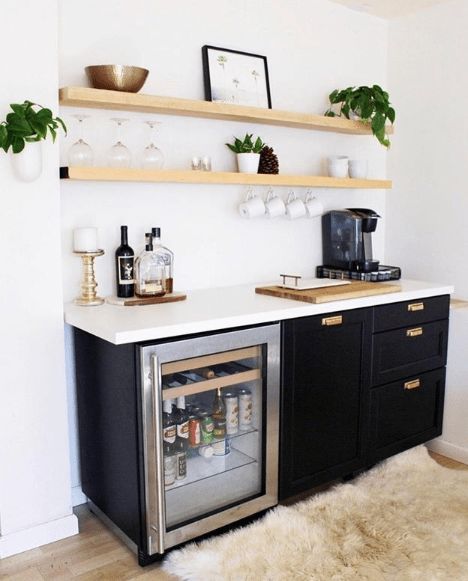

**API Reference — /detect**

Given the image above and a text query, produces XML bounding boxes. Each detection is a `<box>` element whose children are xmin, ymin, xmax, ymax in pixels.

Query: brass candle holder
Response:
<box><xmin>74</xmin><ymin>250</ymin><xmax>105</xmax><ymax>306</ymax></box>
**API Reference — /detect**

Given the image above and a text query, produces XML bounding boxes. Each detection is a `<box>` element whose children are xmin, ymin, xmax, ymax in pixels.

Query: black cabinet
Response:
<box><xmin>280</xmin><ymin>295</ymin><xmax>450</xmax><ymax>500</ymax></box>
<box><xmin>280</xmin><ymin>308</ymin><xmax>372</xmax><ymax>499</ymax></box>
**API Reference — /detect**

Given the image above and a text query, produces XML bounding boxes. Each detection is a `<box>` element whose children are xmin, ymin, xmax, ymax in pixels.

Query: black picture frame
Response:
<box><xmin>202</xmin><ymin>45</ymin><xmax>272</xmax><ymax>109</ymax></box>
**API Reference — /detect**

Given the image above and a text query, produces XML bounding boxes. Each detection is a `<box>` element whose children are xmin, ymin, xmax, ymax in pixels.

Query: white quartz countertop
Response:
<box><xmin>64</xmin><ymin>279</ymin><xmax>454</xmax><ymax>345</ymax></box>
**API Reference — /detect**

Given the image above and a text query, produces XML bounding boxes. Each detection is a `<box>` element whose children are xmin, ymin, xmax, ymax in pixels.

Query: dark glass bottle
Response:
<box><xmin>115</xmin><ymin>225</ymin><xmax>135</xmax><ymax>298</ymax></box>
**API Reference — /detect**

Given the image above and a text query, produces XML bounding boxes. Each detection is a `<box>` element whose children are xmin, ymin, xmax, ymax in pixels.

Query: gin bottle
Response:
<box><xmin>135</xmin><ymin>233</ymin><xmax>166</xmax><ymax>297</ymax></box>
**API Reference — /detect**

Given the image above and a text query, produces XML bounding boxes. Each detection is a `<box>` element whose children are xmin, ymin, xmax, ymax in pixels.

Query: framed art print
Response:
<box><xmin>202</xmin><ymin>45</ymin><xmax>272</xmax><ymax>109</ymax></box>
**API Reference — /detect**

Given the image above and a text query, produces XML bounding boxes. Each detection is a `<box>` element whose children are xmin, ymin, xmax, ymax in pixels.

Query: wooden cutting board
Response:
<box><xmin>106</xmin><ymin>292</ymin><xmax>187</xmax><ymax>306</ymax></box>
<box><xmin>255</xmin><ymin>281</ymin><xmax>400</xmax><ymax>304</ymax></box>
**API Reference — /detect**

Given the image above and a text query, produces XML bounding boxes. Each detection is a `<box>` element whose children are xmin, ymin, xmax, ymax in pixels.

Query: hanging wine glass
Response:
<box><xmin>107</xmin><ymin>118</ymin><xmax>132</xmax><ymax>168</ymax></box>
<box><xmin>141</xmin><ymin>120</ymin><xmax>164</xmax><ymax>169</ymax></box>
<box><xmin>68</xmin><ymin>115</ymin><xmax>94</xmax><ymax>167</ymax></box>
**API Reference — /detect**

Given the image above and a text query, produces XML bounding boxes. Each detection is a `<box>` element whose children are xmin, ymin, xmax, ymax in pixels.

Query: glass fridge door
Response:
<box><xmin>140</xmin><ymin>324</ymin><xmax>280</xmax><ymax>554</ymax></box>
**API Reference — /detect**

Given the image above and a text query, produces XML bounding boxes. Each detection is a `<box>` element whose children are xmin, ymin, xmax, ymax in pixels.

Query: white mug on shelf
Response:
<box><xmin>327</xmin><ymin>155</ymin><xmax>349</xmax><ymax>178</ymax></box>
<box><xmin>348</xmin><ymin>159</ymin><xmax>368</xmax><ymax>179</ymax></box>
<box><xmin>239</xmin><ymin>188</ymin><xmax>265</xmax><ymax>218</ymax></box>
<box><xmin>286</xmin><ymin>190</ymin><xmax>306</xmax><ymax>220</ymax></box>
<box><xmin>305</xmin><ymin>192</ymin><xmax>324</xmax><ymax>219</ymax></box>
<box><xmin>265</xmin><ymin>188</ymin><xmax>286</xmax><ymax>219</ymax></box>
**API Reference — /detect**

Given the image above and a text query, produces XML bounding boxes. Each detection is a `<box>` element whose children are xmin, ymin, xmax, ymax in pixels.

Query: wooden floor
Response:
<box><xmin>1</xmin><ymin>452</ymin><xmax>466</xmax><ymax>580</ymax></box>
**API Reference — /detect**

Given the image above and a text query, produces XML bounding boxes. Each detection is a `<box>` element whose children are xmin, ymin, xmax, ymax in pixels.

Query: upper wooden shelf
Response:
<box><xmin>60</xmin><ymin>167</ymin><xmax>392</xmax><ymax>189</ymax></box>
<box><xmin>59</xmin><ymin>87</ymin><xmax>391</xmax><ymax>136</ymax></box>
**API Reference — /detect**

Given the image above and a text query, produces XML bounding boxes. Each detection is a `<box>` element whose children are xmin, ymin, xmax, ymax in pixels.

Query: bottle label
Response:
<box><xmin>177</xmin><ymin>421</ymin><xmax>189</xmax><ymax>439</ymax></box>
<box><xmin>142</xmin><ymin>280</ymin><xmax>164</xmax><ymax>293</ymax></box>
<box><xmin>118</xmin><ymin>256</ymin><xmax>134</xmax><ymax>284</ymax></box>
<box><xmin>176</xmin><ymin>452</ymin><xmax>187</xmax><ymax>479</ymax></box>
<box><xmin>163</xmin><ymin>425</ymin><xmax>176</xmax><ymax>444</ymax></box>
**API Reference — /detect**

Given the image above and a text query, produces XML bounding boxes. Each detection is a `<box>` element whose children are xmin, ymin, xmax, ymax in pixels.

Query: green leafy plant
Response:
<box><xmin>0</xmin><ymin>101</ymin><xmax>66</xmax><ymax>154</ymax></box>
<box><xmin>226</xmin><ymin>133</ymin><xmax>265</xmax><ymax>154</ymax></box>
<box><xmin>324</xmin><ymin>85</ymin><xmax>395</xmax><ymax>147</ymax></box>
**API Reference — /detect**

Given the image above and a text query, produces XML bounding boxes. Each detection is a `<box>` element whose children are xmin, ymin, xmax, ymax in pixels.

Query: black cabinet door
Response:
<box><xmin>280</xmin><ymin>308</ymin><xmax>371</xmax><ymax>499</ymax></box>
<box><xmin>369</xmin><ymin>367</ymin><xmax>445</xmax><ymax>462</ymax></box>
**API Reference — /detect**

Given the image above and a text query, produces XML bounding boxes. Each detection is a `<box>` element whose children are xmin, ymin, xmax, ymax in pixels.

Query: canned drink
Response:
<box><xmin>224</xmin><ymin>392</ymin><xmax>239</xmax><ymax>435</ymax></box>
<box><xmin>212</xmin><ymin>437</ymin><xmax>231</xmax><ymax>456</ymax></box>
<box><xmin>189</xmin><ymin>416</ymin><xmax>201</xmax><ymax>446</ymax></box>
<box><xmin>199</xmin><ymin>410</ymin><xmax>214</xmax><ymax>444</ymax></box>
<box><xmin>238</xmin><ymin>388</ymin><xmax>253</xmax><ymax>429</ymax></box>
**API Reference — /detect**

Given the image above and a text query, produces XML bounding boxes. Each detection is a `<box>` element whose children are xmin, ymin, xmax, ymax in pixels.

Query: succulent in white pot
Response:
<box><xmin>226</xmin><ymin>133</ymin><xmax>264</xmax><ymax>173</ymax></box>
<box><xmin>0</xmin><ymin>100</ymin><xmax>66</xmax><ymax>182</ymax></box>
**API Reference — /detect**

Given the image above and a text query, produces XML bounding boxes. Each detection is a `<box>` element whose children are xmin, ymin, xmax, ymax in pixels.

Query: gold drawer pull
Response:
<box><xmin>407</xmin><ymin>327</ymin><xmax>423</xmax><ymax>337</ymax></box>
<box><xmin>404</xmin><ymin>379</ymin><xmax>421</xmax><ymax>390</ymax></box>
<box><xmin>408</xmin><ymin>302</ymin><xmax>424</xmax><ymax>312</ymax></box>
<box><xmin>322</xmin><ymin>315</ymin><xmax>343</xmax><ymax>326</ymax></box>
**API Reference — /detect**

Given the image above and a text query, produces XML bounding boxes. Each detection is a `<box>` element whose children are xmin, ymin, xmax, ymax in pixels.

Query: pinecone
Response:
<box><xmin>258</xmin><ymin>145</ymin><xmax>279</xmax><ymax>174</ymax></box>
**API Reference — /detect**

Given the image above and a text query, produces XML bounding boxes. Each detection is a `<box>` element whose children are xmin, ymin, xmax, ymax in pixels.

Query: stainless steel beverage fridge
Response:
<box><xmin>74</xmin><ymin>323</ymin><xmax>280</xmax><ymax>565</ymax></box>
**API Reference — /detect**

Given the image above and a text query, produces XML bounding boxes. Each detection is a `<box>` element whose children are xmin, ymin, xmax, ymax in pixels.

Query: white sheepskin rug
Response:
<box><xmin>163</xmin><ymin>446</ymin><xmax>468</xmax><ymax>580</ymax></box>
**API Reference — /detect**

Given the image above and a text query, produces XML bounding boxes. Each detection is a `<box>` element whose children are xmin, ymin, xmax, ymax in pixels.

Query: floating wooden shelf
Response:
<box><xmin>59</xmin><ymin>86</ymin><xmax>393</xmax><ymax>136</ymax></box>
<box><xmin>60</xmin><ymin>167</ymin><xmax>392</xmax><ymax>189</ymax></box>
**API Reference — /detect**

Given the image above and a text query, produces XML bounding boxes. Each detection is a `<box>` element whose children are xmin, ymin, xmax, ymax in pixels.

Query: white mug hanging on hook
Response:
<box><xmin>305</xmin><ymin>191</ymin><xmax>324</xmax><ymax>218</ymax></box>
<box><xmin>265</xmin><ymin>188</ymin><xmax>286</xmax><ymax>219</ymax></box>
<box><xmin>286</xmin><ymin>190</ymin><xmax>306</xmax><ymax>220</ymax></box>
<box><xmin>239</xmin><ymin>188</ymin><xmax>265</xmax><ymax>218</ymax></box>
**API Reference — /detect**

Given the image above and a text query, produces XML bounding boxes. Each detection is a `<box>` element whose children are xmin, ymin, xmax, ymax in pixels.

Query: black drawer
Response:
<box><xmin>373</xmin><ymin>295</ymin><xmax>450</xmax><ymax>332</ymax></box>
<box><xmin>369</xmin><ymin>368</ymin><xmax>445</xmax><ymax>461</ymax></box>
<box><xmin>372</xmin><ymin>319</ymin><xmax>448</xmax><ymax>386</ymax></box>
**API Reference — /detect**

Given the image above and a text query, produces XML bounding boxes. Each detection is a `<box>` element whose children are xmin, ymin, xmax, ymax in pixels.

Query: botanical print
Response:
<box><xmin>206</xmin><ymin>49</ymin><xmax>270</xmax><ymax>107</ymax></box>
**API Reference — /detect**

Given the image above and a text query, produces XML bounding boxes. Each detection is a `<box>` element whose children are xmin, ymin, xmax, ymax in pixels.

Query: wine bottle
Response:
<box><xmin>115</xmin><ymin>225</ymin><xmax>135</xmax><ymax>298</ymax></box>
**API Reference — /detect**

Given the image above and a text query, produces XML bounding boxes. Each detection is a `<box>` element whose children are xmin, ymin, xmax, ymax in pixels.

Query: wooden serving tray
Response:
<box><xmin>106</xmin><ymin>292</ymin><xmax>187</xmax><ymax>307</ymax></box>
<box><xmin>255</xmin><ymin>281</ymin><xmax>400</xmax><ymax>304</ymax></box>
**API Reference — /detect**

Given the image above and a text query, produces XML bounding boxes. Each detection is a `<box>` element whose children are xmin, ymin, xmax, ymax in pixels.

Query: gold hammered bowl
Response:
<box><xmin>85</xmin><ymin>65</ymin><xmax>149</xmax><ymax>93</ymax></box>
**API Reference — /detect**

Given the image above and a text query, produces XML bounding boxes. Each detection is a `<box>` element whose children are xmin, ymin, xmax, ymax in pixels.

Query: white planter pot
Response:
<box><xmin>11</xmin><ymin>141</ymin><xmax>43</xmax><ymax>182</ymax></box>
<box><xmin>237</xmin><ymin>153</ymin><xmax>260</xmax><ymax>174</ymax></box>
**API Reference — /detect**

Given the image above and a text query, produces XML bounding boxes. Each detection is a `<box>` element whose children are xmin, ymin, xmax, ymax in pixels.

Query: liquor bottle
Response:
<box><xmin>162</xmin><ymin>398</ymin><xmax>176</xmax><ymax>449</ymax></box>
<box><xmin>152</xmin><ymin>227</ymin><xmax>174</xmax><ymax>293</ymax></box>
<box><xmin>163</xmin><ymin>399</ymin><xmax>177</xmax><ymax>486</ymax></box>
<box><xmin>115</xmin><ymin>225</ymin><xmax>134</xmax><ymax>298</ymax></box>
<box><xmin>212</xmin><ymin>388</ymin><xmax>227</xmax><ymax>440</ymax></box>
<box><xmin>173</xmin><ymin>397</ymin><xmax>189</xmax><ymax>480</ymax></box>
<box><xmin>174</xmin><ymin>396</ymin><xmax>190</xmax><ymax>451</ymax></box>
<box><xmin>135</xmin><ymin>233</ymin><xmax>166</xmax><ymax>297</ymax></box>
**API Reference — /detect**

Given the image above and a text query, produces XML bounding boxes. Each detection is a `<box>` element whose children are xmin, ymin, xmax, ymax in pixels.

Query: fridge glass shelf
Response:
<box><xmin>166</xmin><ymin>446</ymin><xmax>256</xmax><ymax>492</ymax></box>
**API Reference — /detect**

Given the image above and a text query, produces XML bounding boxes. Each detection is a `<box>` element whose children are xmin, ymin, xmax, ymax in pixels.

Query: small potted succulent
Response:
<box><xmin>226</xmin><ymin>133</ymin><xmax>265</xmax><ymax>173</ymax></box>
<box><xmin>324</xmin><ymin>85</ymin><xmax>395</xmax><ymax>147</ymax></box>
<box><xmin>0</xmin><ymin>100</ymin><xmax>66</xmax><ymax>181</ymax></box>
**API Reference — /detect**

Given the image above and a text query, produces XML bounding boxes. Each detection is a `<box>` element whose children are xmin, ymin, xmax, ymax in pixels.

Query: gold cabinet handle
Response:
<box><xmin>406</xmin><ymin>327</ymin><xmax>423</xmax><ymax>337</ymax></box>
<box><xmin>404</xmin><ymin>379</ymin><xmax>421</xmax><ymax>390</ymax></box>
<box><xmin>322</xmin><ymin>315</ymin><xmax>342</xmax><ymax>326</ymax></box>
<box><xmin>408</xmin><ymin>302</ymin><xmax>424</xmax><ymax>312</ymax></box>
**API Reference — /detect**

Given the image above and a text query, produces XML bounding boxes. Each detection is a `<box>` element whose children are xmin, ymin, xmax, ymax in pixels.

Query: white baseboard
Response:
<box><xmin>72</xmin><ymin>485</ymin><xmax>87</xmax><ymax>507</ymax></box>
<box><xmin>0</xmin><ymin>514</ymin><xmax>79</xmax><ymax>559</ymax></box>
<box><xmin>426</xmin><ymin>439</ymin><xmax>468</xmax><ymax>464</ymax></box>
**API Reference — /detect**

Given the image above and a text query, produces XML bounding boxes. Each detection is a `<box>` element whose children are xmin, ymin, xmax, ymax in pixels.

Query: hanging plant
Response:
<box><xmin>0</xmin><ymin>100</ymin><xmax>66</xmax><ymax>154</ymax></box>
<box><xmin>324</xmin><ymin>85</ymin><xmax>395</xmax><ymax>147</ymax></box>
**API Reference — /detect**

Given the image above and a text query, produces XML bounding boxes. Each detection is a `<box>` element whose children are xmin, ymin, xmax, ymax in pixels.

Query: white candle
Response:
<box><xmin>73</xmin><ymin>227</ymin><xmax>98</xmax><ymax>252</ymax></box>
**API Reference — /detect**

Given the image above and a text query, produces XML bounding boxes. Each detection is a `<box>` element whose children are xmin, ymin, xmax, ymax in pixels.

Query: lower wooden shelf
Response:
<box><xmin>60</xmin><ymin>166</ymin><xmax>392</xmax><ymax>189</ymax></box>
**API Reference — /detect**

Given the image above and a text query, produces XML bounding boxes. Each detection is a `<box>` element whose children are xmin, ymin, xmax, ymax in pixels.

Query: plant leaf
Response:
<box><xmin>12</xmin><ymin>136</ymin><xmax>26</xmax><ymax>153</ymax></box>
<box><xmin>387</xmin><ymin>107</ymin><xmax>396</xmax><ymax>123</ymax></box>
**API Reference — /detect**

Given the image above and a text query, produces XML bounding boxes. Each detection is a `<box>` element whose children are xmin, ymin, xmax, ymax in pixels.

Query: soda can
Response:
<box><xmin>189</xmin><ymin>416</ymin><xmax>201</xmax><ymax>447</ymax></box>
<box><xmin>238</xmin><ymin>388</ymin><xmax>252</xmax><ymax>429</ymax></box>
<box><xmin>224</xmin><ymin>392</ymin><xmax>239</xmax><ymax>435</ymax></box>
<box><xmin>212</xmin><ymin>437</ymin><xmax>231</xmax><ymax>456</ymax></box>
<box><xmin>198</xmin><ymin>410</ymin><xmax>214</xmax><ymax>444</ymax></box>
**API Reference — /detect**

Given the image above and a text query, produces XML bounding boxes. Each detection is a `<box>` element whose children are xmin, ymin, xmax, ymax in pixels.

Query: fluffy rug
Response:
<box><xmin>163</xmin><ymin>446</ymin><xmax>468</xmax><ymax>580</ymax></box>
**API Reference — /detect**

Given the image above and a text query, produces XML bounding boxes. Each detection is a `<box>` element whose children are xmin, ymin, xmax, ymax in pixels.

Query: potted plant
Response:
<box><xmin>226</xmin><ymin>133</ymin><xmax>265</xmax><ymax>173</ymax></box>
<box><xmin>324</xmin><ymin>85</ymin><xmax>395</xmax><ymax>147</ymax></box>
<box><xmin>0</xmin><ymin>100</ymin><xmax>66</xmax><ymax>181</ymax></box>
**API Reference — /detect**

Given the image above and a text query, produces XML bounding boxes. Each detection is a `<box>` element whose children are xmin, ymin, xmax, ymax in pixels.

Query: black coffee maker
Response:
<box><xmin>322</xmin><ymin>208</ymin><xmax>381</xmax><ymax>272</ymax></box>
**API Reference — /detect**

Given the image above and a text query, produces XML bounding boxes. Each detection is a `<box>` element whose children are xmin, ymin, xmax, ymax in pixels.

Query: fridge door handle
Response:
<box><xmin>142</xmin><ymin>352</ymin><xmax>166</xmax><ymax>555</ymax></box>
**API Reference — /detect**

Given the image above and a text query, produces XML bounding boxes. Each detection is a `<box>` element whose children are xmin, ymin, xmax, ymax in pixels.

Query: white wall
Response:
<box><xmin>387</xmin><ymin>0</ymin><xmax>468</xmax><ymax>460</ymax></box>
<box><xmin>57</xmin><ymin>0</ymin><xmax>390</xmax><ymax>499</ymax></box>
<box><xmin>0</xmin><ymin>0</ymin><xmax>78</xmax><ymax>558</ymax></box>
